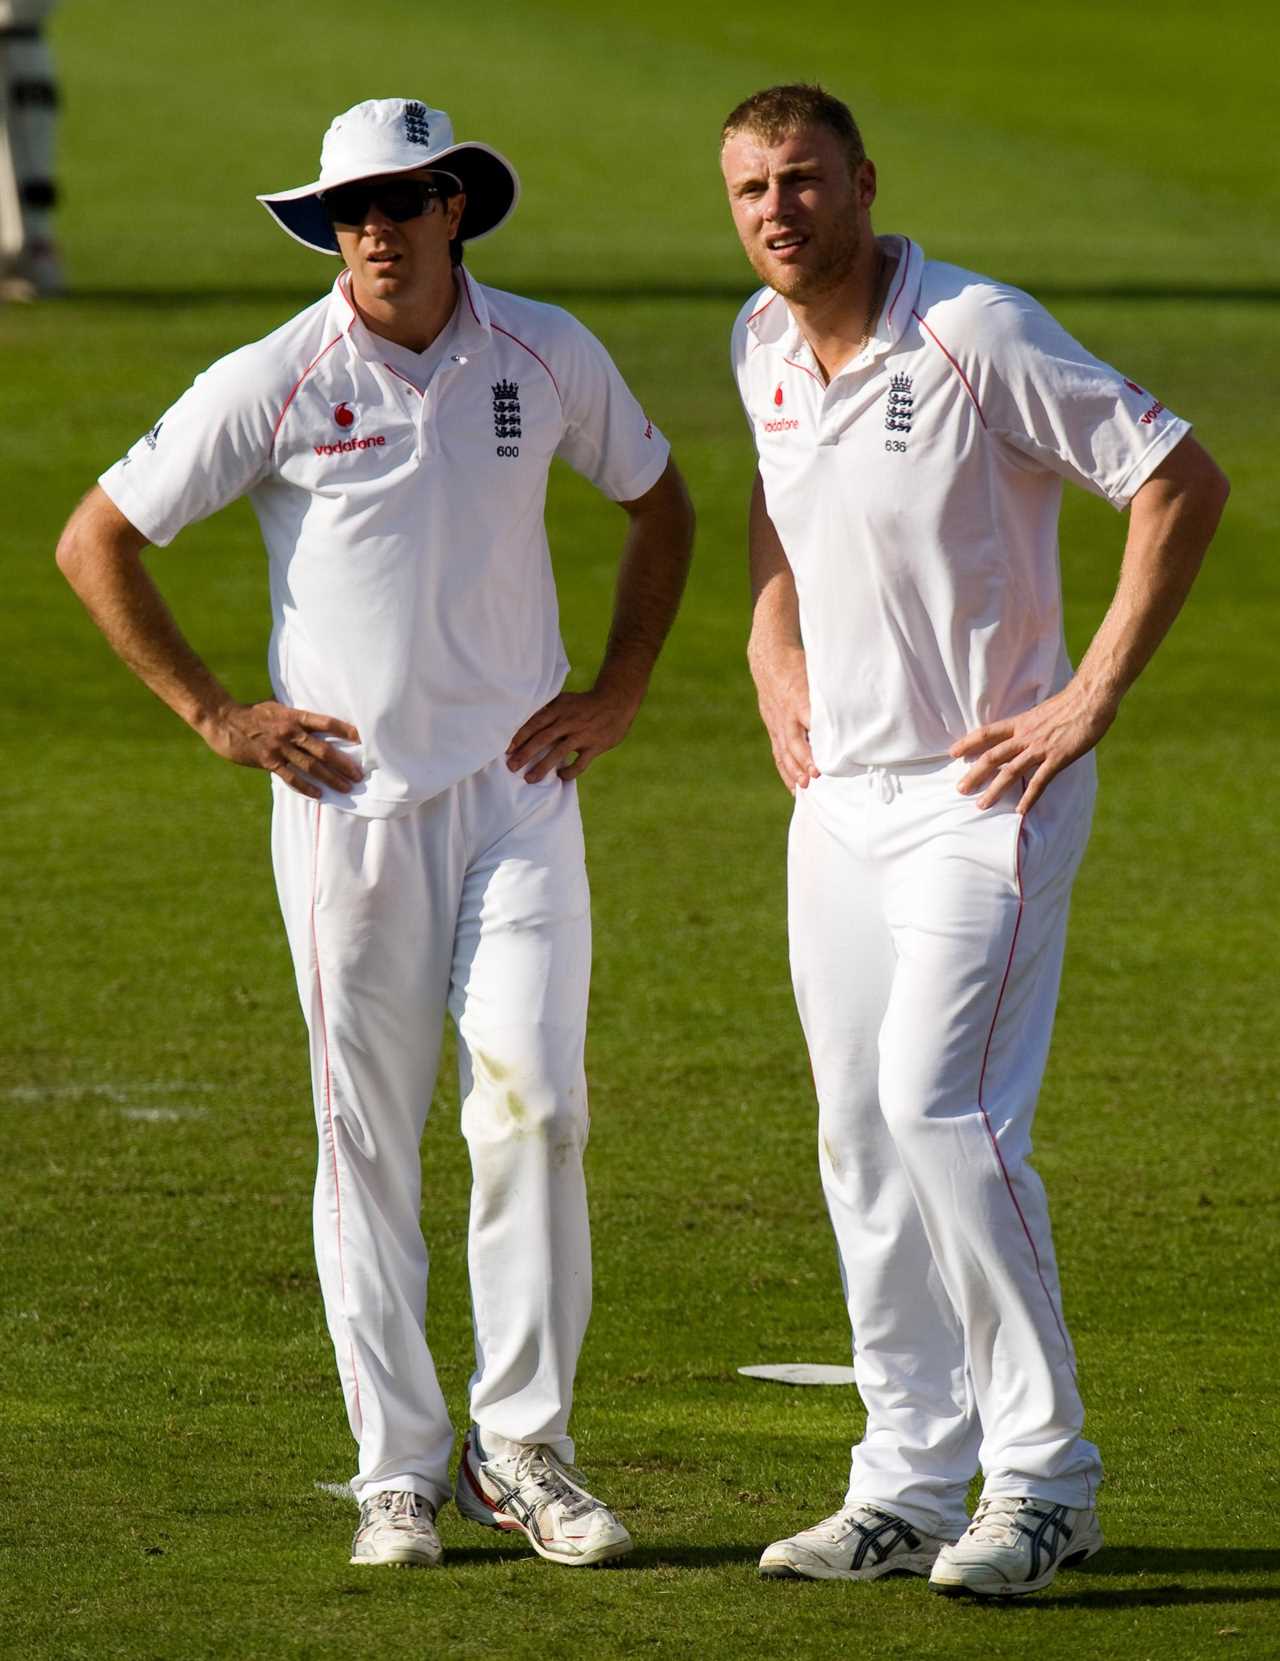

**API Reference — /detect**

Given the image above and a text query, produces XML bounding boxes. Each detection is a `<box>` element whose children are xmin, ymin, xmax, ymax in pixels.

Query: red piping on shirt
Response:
<box><xmin>975</xmin><ymin>816</ymin><xmax>1076</xmax><ymax>1371</ymax></box>
<box><xmin>383</xmin><ymin>362</ymin><xmax>424</xmax><ymax>398</ymax></box>
<box><xmin>913</xmin><ymin>310</ymin><xmax>987</xmax><ymax>428</ymax></box>
<box><xmin>746</xmin><ymin>293</ymin><xmax>777</xmax><ymax>354</ymax></box>
<box><xmin>784</xmin><ymin>355</ymin><xmax>825</xmax><ymax>389</ymax></box>
<box><xmin>491</xmin><ymin>323</ymin><xmax>562</xmax><ymax>402</ymax></box>
<box><xmin>310</xmin><ymin>801</ymin><xmax>364</xmax><ymax>1434</ymax></box>
<box><xmin>337</xmin><ymin>270</ymin><xmax>359</xmax><ymax>327</ymax></box>
<box><xmin>460</xmin><ymin>267</ymin><xmax>561</xmax><ymax>402</ymax></box>
<box><xmin>271</xmin><ymin>335</ymin><xmax>344</xmax><ymax>455</ymax></box>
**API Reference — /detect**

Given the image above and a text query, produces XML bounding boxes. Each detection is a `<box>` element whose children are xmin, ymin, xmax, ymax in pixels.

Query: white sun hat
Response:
<box><xmin>257</xmin><ymin>97</ymin><xmax>520</xmax><ymax>255</ymax></box>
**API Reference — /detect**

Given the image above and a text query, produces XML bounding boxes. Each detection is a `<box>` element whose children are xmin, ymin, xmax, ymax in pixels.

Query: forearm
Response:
<box><xmin>57</xmin><ymin>486</ymin><xmax>360</xmax><ymax>796</ymax></box>
<box><xmin>745</xmin><ymin>471</ymin><xmax>817</xmax><ymax>789</ymax></box>
<box><xmin>56</xmin><ymin>488</ymin><xmax>234</xmax><ymax>739</ymax></box>
<box><xmin>1074</xmin><ymin>436</ymin><xmax>1229</xmax><ymax>715</ymax></box>
<box><xmin>951</xmin><ymin>434</ymin><xmax>1230</xmax><ymax>814</ymax></box>
<box><xmin>747</xmin><ymin>471</ymin><xmax>803</xmax><ymax>673</ymax></box>
<box><xmin>594</xmin><ymin>460</ymin><xmax>694</xmax><ymax>706</ymax></box>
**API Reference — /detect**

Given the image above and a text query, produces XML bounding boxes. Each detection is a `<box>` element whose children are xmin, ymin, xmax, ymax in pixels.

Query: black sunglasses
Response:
<box><xmin>322</xmin><ymin>176</ymin><xmax>459</xmax><ymax>228</ymax></box>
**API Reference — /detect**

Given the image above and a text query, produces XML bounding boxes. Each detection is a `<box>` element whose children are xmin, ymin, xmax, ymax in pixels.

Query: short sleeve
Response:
<box><xmin>729</xmin><ymin>308</ymin><xmax>758</xmax><ymax>438</ymax></box>
<box><xmin>982</xmin><ymin>290</ymin><xmax>1190</xmax><ymax>510</ymax></box>
<box><xmin>552</xmin><ymin>314</ymin><xmax>670</xmax><ymax>502</ymax></box>
<box><xmin>97</xmin><ymin>346</ymin><xmax>276</xmax><ymax>547</ymax></box>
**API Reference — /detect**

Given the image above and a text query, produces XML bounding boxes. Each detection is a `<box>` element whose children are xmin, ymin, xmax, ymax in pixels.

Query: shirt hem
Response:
<box><xmin>1109</xmin><ymin>417</ymin><xmax>1191</xmax><ymax>509</ymax></box>
<box><xmin>97</xmin><ymin>472</ymin><xmax>175</xmax><ymax>548</ymax></box>
<box><xmin>605</xmin><ymin>439</ymin><xmax>670</xmax><ymax>504</ymax></box>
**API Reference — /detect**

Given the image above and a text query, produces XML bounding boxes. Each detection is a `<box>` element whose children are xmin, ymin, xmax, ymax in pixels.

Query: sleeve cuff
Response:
<box><xmin>605</xmin><ymin>434</ymin><xmax>671</xmax><ymax>504</ymax></box>
<box><xmin>1109</xmin><ymin>417</ymin><xmax>1192</xmax><ymax>510</ymax></box>
<box><xmin>97</xmin><ymin>468</ymin><xmax>176</xmax><ymax>548</ymax></box>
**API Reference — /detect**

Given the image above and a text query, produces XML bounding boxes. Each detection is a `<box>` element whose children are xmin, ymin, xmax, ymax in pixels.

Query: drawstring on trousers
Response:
<box><xmin>866</xmin><ymin>766</ymin><xmax>902</xmax><ymax>804</ymax></box>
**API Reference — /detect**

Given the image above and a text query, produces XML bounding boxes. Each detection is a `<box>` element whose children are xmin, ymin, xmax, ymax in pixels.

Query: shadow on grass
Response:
<box><xmin>1019</xmin><ymin>1585</ymin><xmax>1280</xmax><ymax>1612</ymax></box>
<box><xmin>1076</xmin><ymin>1547</ymin><xmax>1280</xmax><ymax>1577</ymax></box>
<box><xmin>44</xmin><ymin>283</ymin><xmax>1280</xmax><ymax>310</ymax></box>
<box><xmin>435</xmin><ymin>1543</ymin><xmax>761</xmax><ymax>1570</ymax></box>
<box><xmin>953</xmin><ymin>1548</ymin><xmax>1280</xmax><ymax>1613</ymax></box>
<box><xmin>427</xmin><ymin>1541</ymin><xmax>1280</xmax><ymax>1594</ymax></box>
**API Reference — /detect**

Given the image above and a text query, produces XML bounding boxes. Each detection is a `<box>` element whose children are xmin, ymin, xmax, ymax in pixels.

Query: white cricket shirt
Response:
<box><xmin>732</xmin><ymin>235</ymin><xmax>1191</xmax><ymax>770</ymax></box>
<box><xmin>101</xmin><ymin>269</ymin><xmax>669</xmax><ymax>814</ymax></box>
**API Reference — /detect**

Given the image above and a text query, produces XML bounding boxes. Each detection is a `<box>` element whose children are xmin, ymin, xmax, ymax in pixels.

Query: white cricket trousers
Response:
<box><xmin>788</xmin><ymin>755</ymin><xmax>1102</xmax><ymax>1540</ymax></box>
<box><xmin>271</xmin><ymin>758</ymin><xmax>592</xmax><ymax>1510</ymax></box>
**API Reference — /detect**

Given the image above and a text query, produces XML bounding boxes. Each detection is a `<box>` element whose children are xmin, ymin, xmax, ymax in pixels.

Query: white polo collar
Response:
<box><xmin>747</xmin><ymin>235</ymin><xmax>924</xmax><ymax>378</ymax></box>
<box><xmin>329</xmin><ymin>266</ymin><xmax>495</xmax><ymax>364</ymax></box>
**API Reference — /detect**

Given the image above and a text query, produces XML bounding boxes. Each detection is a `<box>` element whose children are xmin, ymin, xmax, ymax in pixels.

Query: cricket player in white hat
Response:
<box><xmin>57</xmin><ymin>96</ymin><xmax>694</xmax><ymax>1570</ymax></box>
<box><xmin>720</xmin><ymin>84</ymin><xmax>1228</xmax><ymax>1597</ymax></box>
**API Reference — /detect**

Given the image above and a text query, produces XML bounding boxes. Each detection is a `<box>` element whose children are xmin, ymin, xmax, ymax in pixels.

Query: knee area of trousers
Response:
<box><xmin>816</xmin><ymin>1114</ymin><xmax>864</xmax><ymax>1177</ymax></box>
<box><xmin>463</xmin><ymin>1068</ymin><xmax>586</xmax><ymax>1149</ymax></box>
<box><xmin>876</xmin><ymin>1078</ymin><xmax>963</xmax><ymax>1147</ymax></box>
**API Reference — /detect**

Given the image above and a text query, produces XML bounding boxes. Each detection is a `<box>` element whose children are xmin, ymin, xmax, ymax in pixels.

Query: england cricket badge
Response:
<box><xmin>884</xmin><ymin>373</ymin><xmax>914</xmax><ymax>434</ymax></box>
<box><xmin>492</xmin><ymin>379</ymin><xmax>522</xmax><ymax>456</ymax></box>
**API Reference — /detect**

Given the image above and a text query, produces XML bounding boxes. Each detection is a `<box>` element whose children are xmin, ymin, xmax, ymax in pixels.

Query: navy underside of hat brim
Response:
<box><xmin>262</xmin><ymin>195</ymin><xmax>341</xmax><ymax>255</ymax></box>
<box><xmin>260</xmin><ymin>147</ymin><xmax>518</xmax><ymax>256</ymax></box>
<box><xmin>454</xmin><ymin>151</ymin><xmax>516</xmax><ymax>243</ymax></box>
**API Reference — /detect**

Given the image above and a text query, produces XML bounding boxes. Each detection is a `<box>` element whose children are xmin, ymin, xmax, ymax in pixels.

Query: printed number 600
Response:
<box><xmin>884</xmin><ymin>439</ymin><xmax>907</xmax><ymax>453</ymax></box>
<box><xmin>496</xmin><ymin>445</ymin><xmax>520</xmax><ymax>458</ymax></box>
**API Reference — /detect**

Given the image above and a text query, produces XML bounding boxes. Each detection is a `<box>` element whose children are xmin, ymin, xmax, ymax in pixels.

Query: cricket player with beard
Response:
<box><xmin>57</xmin><ymin>97</ymin><xmax>693</xmax><ymax>1570</ymax></box>
<box><xmin>720</xmin><ymin>84</ymin><xmax>1227</xmax><ymax>1597</ymax></box>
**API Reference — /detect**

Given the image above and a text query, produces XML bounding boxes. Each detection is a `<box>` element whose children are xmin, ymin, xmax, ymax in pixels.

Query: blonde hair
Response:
<box><xmin>721</xmin><ymin>84</ymin><xmax>866</xmax><ymax>176</ymax></box>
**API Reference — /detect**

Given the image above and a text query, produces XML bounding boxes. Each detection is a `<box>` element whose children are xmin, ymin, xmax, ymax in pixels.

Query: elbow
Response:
<box><xmin>679</xmin><ymin>478</ymin><xmax>697</xmax><ymax>557</ymax></box>
<box><xmin>56</xmin><ymin>488</ymin><xmax>146</xmax><ymax>587</ymax></box>
<box><xmin>1184</xmin><ymin>437</ymin><xmax>1231</xmax><ymax>519</ymax></box>
<box><xmin>665</xmin><ymin>457</ymin><xmax>697</xmax><ymax>554</ymax></box>
<box><xmin>55</xmin><ymin>515</ymin><xmax>86</xmax><ymax>584</ymax></box>
<box><xmin>1198</xmin><ymin>455</ymin><xmax>1231</xmax><ymax>545</ymax></box>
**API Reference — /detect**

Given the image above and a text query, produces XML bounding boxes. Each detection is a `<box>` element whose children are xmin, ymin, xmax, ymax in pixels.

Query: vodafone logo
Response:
<box><xmin>333</xmin><ymin>402</ymin><xmax>358</xmax><ymax>430</ymax></box>
<box><xmin>774</xmin><ymin>384</ymin><xmax>784</xmax><ymax>407</ymax></box>
<box><xmin>762</xmin><ymin>415</ymin><xmax>800</xmax><ymax>433</ymax></box>
<box><xmin>313</xmin><ymin>434</ymin><xmax>387</xmax><ymax>456</ymax></box>
<box><xmin>1123</xmin><ymin>379</ymin><xmax>1145</xmax><ymax>396</ymax></box>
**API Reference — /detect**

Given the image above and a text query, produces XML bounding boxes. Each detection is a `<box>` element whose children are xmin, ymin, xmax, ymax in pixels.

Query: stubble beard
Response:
<box><xmin>750</xmin><ymin>213</ymin><xmax>864</xmax><ymax>306</ymax></box>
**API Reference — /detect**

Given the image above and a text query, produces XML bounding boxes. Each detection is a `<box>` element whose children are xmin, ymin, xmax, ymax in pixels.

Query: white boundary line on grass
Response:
<box><xmin>315</xmin><ymin>1481</ymin><xmax>357</xmax><ymax>1503</ymax></box>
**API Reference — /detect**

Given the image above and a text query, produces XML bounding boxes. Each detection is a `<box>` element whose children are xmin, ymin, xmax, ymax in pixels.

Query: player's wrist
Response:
<box><xmin>592</xmin><ymin>650</ymin><xmax>652</xmax><ymax>711</ymax></box>
<box><xmin>188</xmin><ymin>690</ymin><xmax>243</xmax><ymax>745</ymax></box>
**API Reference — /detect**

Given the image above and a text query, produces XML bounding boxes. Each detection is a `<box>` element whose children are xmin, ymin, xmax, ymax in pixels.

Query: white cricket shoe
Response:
<box><xmin>929</xmin><ymin>1496</ymin><xmax>1102</xmax><ymax>1596</ymax></box>
<box><xmin>349</xmin><ymin>1489</ymin><xmax>443</xmax><ymax>1567</ymax></box>
<box><xmin>759</xmin><ymin>1502</ymin><xmax>950</xmax><ymax>1581</ymax></box>
<box><xmin>454</xmin><ymin>1433</ymin><xmax>633</xmax><ymax>1566</ymax></box>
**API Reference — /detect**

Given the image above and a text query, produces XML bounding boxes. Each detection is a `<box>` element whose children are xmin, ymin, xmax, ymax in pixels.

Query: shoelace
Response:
<box><xmin>808</xmin><ymin>1504</ymin><xmax>877</xmax><ymax>1542</ymax></box>
<box><xmin>511</xmin><ymin>1446</ymin><xmax>596</xmax><ymax>1522</ymax></box>
<box><xmin>966</xmin><ymin>1497</ymin><xmax>1033</xmax><ymax>1545</ymax></box>
<box><xmin>370</xmin><ymin>1490</ymin><xmax>425</xmax><ymax>1530</ymax></box>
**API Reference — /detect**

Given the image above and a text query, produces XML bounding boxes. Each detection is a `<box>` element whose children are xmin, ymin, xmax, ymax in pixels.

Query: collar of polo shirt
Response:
<box><xmin>335</xmin><ymin>265</ymin><xmax>495</xmax><ymax>363</ymax></box>
<box><xmin>748</xmin><ymin>235</ymin><xmax>923</xmax><ymax>377</ymax></box>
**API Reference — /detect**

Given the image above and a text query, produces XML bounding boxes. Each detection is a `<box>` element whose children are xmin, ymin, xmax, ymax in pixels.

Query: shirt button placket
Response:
<box><xmin>421</xmin><ymin>355</ymin><xmax>467</xmax><ymax>461</ymax></box>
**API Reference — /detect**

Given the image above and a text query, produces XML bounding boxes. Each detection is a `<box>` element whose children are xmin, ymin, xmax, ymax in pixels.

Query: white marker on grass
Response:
<box><xmin>738</xmin><ymin>1363</ymin><xmax>858</xmax><ymax>1386</ymax></box>
<box><xmin>315</xmin><ymin>1481</ymin><xmax>356</xmax><ymax>1503</ymax></box>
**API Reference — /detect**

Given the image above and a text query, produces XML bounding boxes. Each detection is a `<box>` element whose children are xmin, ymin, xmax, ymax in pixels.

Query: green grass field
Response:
<box><xmin>2</xmin><ymin>2</ymin><xmax>1278</xmax><ymax>1656</ymax></box>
